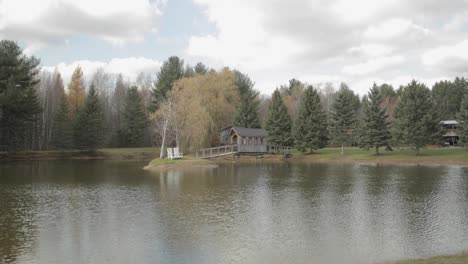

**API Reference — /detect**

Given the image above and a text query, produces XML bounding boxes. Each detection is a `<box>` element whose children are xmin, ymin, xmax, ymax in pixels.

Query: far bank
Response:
<box><xmin>145</xmin><ymin>147</ymin><xmax>468</xmax><ymax>171</ymax></box>
<box><xmin>0</xmin><ymin>148</ymin><xmax>160</xmax><ymax>161</ymax></box>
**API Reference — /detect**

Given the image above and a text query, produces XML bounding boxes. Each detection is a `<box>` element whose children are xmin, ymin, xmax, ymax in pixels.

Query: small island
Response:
<box><xmin>144</xmin><ymin>156</ymin><xmax>218</xmax><ymax>171</ymax></box>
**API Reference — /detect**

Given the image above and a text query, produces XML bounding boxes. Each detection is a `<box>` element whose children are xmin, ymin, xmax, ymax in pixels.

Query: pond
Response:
<box><xmin>1</xmin><ymin>160</ymin><xmax>468</xmax><ymax>264</ymax></box>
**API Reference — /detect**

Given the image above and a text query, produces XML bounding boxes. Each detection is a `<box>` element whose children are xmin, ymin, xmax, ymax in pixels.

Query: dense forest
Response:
<box><xmin>1</xmin><ymin>40</ymin><xmax>468</xmax><ymax>153</ymax></box>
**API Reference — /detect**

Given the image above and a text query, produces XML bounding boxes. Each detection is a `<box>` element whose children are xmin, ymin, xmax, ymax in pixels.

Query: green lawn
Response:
<box><xmin>291</xmin><ymin>147</ymin><xmax>468</xmax><ymax>164</ymax></box>
<box><xmin>3</xmin><ymin>146</ymin><xmax>468</xmax><ymax>164</ymax></box>
<box><xmin>0</xmin><ymin>147</ymin><xmax>161</xmax><ymax>160</ymax></box>
<box><xmin>386</xmin><ymin>253</ymin><xmax>468</xmax><ymax>264</ymax></box>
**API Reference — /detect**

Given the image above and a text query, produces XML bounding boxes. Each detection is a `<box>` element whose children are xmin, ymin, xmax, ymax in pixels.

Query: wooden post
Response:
<box><xmin>210</xmin><ymin>148</ymin><xmax>212</xmax><ymax>157</ymax></box>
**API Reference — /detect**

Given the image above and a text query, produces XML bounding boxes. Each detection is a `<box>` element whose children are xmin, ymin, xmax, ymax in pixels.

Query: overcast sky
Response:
<box><xmin>1</xmin><ymin>0</ymin><xmax>467</xmax><ymax>94</ymax></box>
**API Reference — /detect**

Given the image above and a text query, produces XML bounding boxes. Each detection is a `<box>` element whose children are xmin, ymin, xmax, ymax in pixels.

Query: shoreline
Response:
<box><xmin>0</xmin><ymin>148</ymin><xmax>159</xmax><ymax>161</ymax></box>
<box><xmin>143</xmin><ymin>157</ymin><xmax>219</xmax><ymax>171</ymax></box>
<box><xmin>383</xmin><ymin>252</ymin><xmax>468</xmax><ymax>264</ymax></box>
<box><xmin>144</xmin><ymin>151</ymin><xmax>468</xmax><ymax>171</ymax></box>
<box><xmin>2</xmin><ymin>147</ymin><xmax>467</xmax><ymax>167</ymax></box>
<box><xmin>207</xmin><ymin>153</ymin><xmax>468</xmax><ymax>166</ymax></box>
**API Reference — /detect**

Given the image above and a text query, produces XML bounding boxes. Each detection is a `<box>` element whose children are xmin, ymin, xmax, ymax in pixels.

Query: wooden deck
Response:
<box><xmin>196</xmin><ymin>144</ymin><xmax>292</xmax><ymax>159</ymax></box>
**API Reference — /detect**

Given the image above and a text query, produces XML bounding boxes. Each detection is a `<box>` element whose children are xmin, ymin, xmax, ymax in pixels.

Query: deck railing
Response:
<box><xmin>196</xmin><ymin>144</ymin><xmax>239</xmax><ymax>159</ymax></box>
<box><xmin>0</xmin><ymin>145</ymin><xmax>8</xmax><ymax>153</ymax></box>
<box><xmin>196</xmin><ymin>144</ymin><xmax>292</xmax><ymax>159</ymax></box>
<box><xmin>267</xmin><ymin>145</ymin><xmax>292</xmax><ymax>155</ymax></box>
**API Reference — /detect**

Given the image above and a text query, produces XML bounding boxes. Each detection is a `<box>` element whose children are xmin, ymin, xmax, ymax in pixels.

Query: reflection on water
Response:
<box><xmin>0</xmin><ymin>160</ymin><xmax>468</xmax><ymax>264</ymax></box>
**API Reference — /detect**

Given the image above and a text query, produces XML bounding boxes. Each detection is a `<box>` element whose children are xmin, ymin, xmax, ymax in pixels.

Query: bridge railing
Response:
<box><xmin>0</xmin><ymin>145</ymin><xmax>8</xmax><ymax>153</ymax></box>
<box><xmin>196</xmin><ymin>144</ymin><xmax>238</xmax><ymax>159</ymax></box>
<box><xmin>267</xmin><ymin>145</ymin><xmax>292</xmax><ymax>155</ymax></box>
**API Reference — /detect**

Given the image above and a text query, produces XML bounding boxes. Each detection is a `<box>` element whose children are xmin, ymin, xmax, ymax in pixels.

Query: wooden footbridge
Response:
<box><xmin>196</xmin><ymin>144</ymin><xmax>292</xmax><ymax>159</ymax></box>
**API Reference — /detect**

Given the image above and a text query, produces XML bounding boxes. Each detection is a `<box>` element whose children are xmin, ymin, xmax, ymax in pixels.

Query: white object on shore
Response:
<box><xmin>167</xmin><ymin>148</ymin><xmax>174</xmax><ymax>159</ymax></box>
<box><xmin>172</xmin><ymin>147</ymin><xmax>183</xmax><ymax>159</ymax></box>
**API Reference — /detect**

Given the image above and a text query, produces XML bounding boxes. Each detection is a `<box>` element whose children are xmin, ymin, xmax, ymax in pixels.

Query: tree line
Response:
<box><xmin>266</xmin><ymin>79</ymin><xmax>468</xmax><ymax>154</ymax></box>
<box><xmin>1</xmin><ymin>39</ymin><xmax>468</xmax><ymax>154</ymax></box>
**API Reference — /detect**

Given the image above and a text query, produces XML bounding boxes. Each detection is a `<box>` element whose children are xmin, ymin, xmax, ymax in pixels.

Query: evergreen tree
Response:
<box><xmin>329</xmin><ymin>83</ymin><xmax>358</xmax><ymax>154</ymax></box>
<box><xmin>184</xmin><ymin>65</ymin><xmax>195</xmax><ymax>77</ymax></box>
<box><xmin>233</xmin><ymin>71</ymin><xmax>261</xmax><ymax>128</ymax></box>
<box><xmin>0</xmin><ymin>40</ymin><xmax>41</xmax><ymax>150</ymax></box>
<box><xmin>150</xmin><ymin>56</ymin><xmax>184</xmax><ymax>111</ymax></box>
<box><xmin>354</xmin><ymin>95</ymin><xmax>368</xmax><ymax>147</ymax></box>
<box><xmin>265</xmin><ymin>89</ymin><xmax>293</xmax><ymax>146</ymax></box>
<box><xmin>73</xmin><ymin>84</ymin><xmax>105</xmax><ymax>151</ymax></box>
<box><xmin>119</xmin><ymin>86</ymin><xmax>148</xmax><ymax>147</ymax></box>
<box><xmin>51</xmin><ymin>95</ymin><xmax>72</xmax><ymax>149</ymax></box>
<box><xmin>458</xmin><ymin>92</ymin><xmax>468</xmax><ymax>147</ymax></box>
<box><xmin>393</xmin><ymin>80</ymin><xmax>436</xmax><ymax>154</ymax></box>
<box><xmin>194</xmin><ymin>62</ymin><xmax>208</xmax><ymax>75</ymax></box>
<box><xmin>111</xmin><ymin>74</ymin><xmax>127</xmax><ymax>146</ymax></box>
<box><xmin>360</xmin><ymin>84</ymin><xmax>391</xmax><ymax>155</ymax></box>
<box><xmin>293</xmin><ymin>85</ymin><xmax>328</xmax><ymax>152</ymax></box>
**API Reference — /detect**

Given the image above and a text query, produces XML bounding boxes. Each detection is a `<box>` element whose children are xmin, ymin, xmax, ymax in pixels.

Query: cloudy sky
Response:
<box><xmin>1</xmin><ymin>0</ymin><xmax>467</xmax><ymax>94</ymax></box>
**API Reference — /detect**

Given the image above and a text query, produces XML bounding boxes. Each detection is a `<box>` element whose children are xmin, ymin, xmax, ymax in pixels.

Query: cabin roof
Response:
<box><xmin>230</xmin><ymin>127</ymin><xmax>268</xmax><ymax>137</ymax></box>
<box><xmin>440</xmin><ymin>120</ymin><xmax>459</xmax><ymax>125</ymax></box>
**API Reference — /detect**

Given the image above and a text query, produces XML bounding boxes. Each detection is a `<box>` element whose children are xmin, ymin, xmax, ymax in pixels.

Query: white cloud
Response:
<box><xmin>187</xmin><ymin>0</ymin><xmax>308</xmax><ymax>71</ymax></box>
<box><xmin>347</xmin><ymin>44</ymin><xmax>393</xmax><ymax>57</ymax></box>
<box><xmin>3</xmin><ymin>0</ymin><xmax>465</xmax><ymax>96</ymax></box>
<box><xmin>422</xmin><ymin>40</ymin><xmax>468</xmax><ymax>73</ymax></box>
<box><xmin>0</xmin><ymin>0</ymin><xmax>162</xmax><ymax>47</ymax></box>
<box><xmin>363</xmin><ymin>18</ymin><xmax>431</xmax><ymax>40</ymax></box>
<box><xmin>187</xmin><ymin>0</ymin><xmax>463</xmax><ymax>94</ymax></box>
<box><xmin>43</xmin><ymin>57</ymin><xmax>160</xmax><ymax>86</ymax></box>
<box><xmin>342</xmin><ymin>56</ymin><xmax>405</xmax><ymax>76</ymax></box>
<box><xmin>331</xmin><ymin>0</ymin><xmax>397</xmax><ymax>23</ymax></box>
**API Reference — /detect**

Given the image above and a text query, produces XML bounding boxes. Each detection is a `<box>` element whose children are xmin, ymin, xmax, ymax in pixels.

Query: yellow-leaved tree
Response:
<box><xmin>67</xmin><ymin>66</ymin><xmax>86</xmax><ymax>116</ymax></box>
<box><xmin>156</xmin><ymin>68</ymin><xmax>239</xmax><ymax>152</ymax></box>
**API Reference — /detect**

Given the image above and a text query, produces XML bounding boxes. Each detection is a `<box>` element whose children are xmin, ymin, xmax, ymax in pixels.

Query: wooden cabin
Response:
<box><xmin>219</xmin><ymin>126</ymin><xmax>268</xmax><ymax>153</ymax></box>
<box><xmin>440</xmin><ymin>120</ymin><xmax>460</xmax><ymax>146</ymax></box>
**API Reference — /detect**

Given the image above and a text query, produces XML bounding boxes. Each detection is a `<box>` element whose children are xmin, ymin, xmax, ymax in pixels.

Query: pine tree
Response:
<box><xmin>194</xmin><ymin>62</ymin><xmax>208</xmax><ymax>75</ymax></box>
<box><xmin>0</xmin><ymin>40</ymin><xmax>41</xmax><ymax>150</ymax></box>
<box><xmin>329</xmin><ymin>83</ymin><xmax>358</xmax><ymax>154</ymax></box>
<box><xmin>51</xmin><ymin>95</ymin><xmax>72</xmax><ymax>149</ymax></box>
<box><xmin>293</xmin><ymin>86</ymin><xmax>328</xmax><ymax>152</ymax></box>
<box><xmin>360</xmin><ymin>84</ymin><xmax>391</xmax><ymax>155</ymax></box>
<box><xmin>73</xmin><ymin>84</ymin><xmax>105</xmax><ymax>151</ymax></box>
<box><xmin>393</xmin><ymin>80</ymin><xmax>436</xmax><ymax>155</ymax></box>
<box><xmin>265</xmin><ymin>89</ymin><xmax>293</xmax><ymax>146</ymax></box>
<box><xmin>111</xmin><ymin>74</ymin><xmax>127</xmax><ymax>146</ymax></box>
<box><xmin>150</xmin><ymin>56</ymin><xmax>184</xmax><ymax>111</ymax></box>
<box><xmin>458</xmin><ymin>92</ymin><xmax>468</xmax><ymax>147</ymax></box>
<box><xmin>119</xmin><ymin>86</ymin><xmax>148</xmax><ymax>147</ymax></box>
<box><xmin>67</xmin><ymin>66</ymin><xmax>85</xmax><ymax>116</ymax></box>
<box><xmin>233</xmin><ymin>71</ymin><xmax>260</xmax><ymax>128</ymax></box>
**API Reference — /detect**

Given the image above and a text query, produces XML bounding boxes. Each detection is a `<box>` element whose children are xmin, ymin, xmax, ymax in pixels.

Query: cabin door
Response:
<box><xmin>231</xmin><ymin>135</ymin><xmax>238</xmax><ymax>145</ymax></box>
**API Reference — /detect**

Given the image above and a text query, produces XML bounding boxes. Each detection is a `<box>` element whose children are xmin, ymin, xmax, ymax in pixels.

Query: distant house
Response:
<box><xmin>219</xmin><ymin>126</ymin><xmax>268</xmax><ymax>153</ymax></box>
<box><xmin>440</xmin><ymin>120</ymin><xmax>460</xmax><ymax>146</ymax></box>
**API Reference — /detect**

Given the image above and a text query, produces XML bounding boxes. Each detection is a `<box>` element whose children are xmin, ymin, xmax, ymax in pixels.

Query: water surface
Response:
<box><xmin>1</xmin><ymin>160</ymin><xmax>468</xmax><ymax>264</ymax></box>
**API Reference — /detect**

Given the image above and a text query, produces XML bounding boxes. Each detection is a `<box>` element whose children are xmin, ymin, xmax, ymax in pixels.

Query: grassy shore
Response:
<box><xmin>144</xmin><ymin>146</ymin><xmax>468</xmax><ymax>170</ymax></box>
<box><xmin>2</xmin><ymin>146</ymin><xmax>468</xmax><ymax>166</ymax></box>
<box><xmin>144</xmin><ymin>156</ymin><xmax>217</xmax><ymax>170</ymax></box>
<box><xmin>385</xmin><ymin>253</ymin><xmax>468</xmax><ymax>264</ymax></box>
<box><xmin>0</xmin><ymin>147</ymin><xmax>160</xmax><ymax>160</ymax></box>
<box><xmin>289</xmin><ymin>147</ymin><xmax>468</xmax><ymax>165</ymax></box>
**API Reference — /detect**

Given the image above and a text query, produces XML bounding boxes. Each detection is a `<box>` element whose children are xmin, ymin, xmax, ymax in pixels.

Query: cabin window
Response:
<box><xmin>258</xmin><ymin>138</ymin><xmax>262</xmax><ymax>145</ymax></box>
<box><xmin>243</xmin><ymin>137</ymin><xmax>247</xmax><ymax>145</ymax></box>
